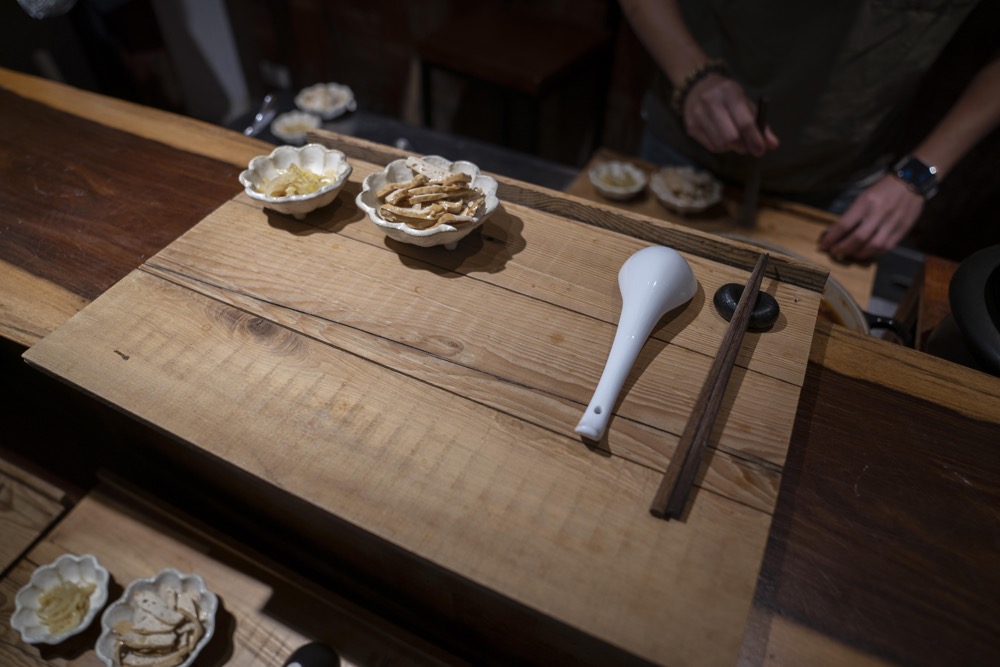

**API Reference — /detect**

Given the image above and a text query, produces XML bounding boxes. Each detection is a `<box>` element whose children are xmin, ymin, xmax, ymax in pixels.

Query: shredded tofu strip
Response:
<box><xmin>38</xmin><ymin>579</ymin><xmax>95</xmax><ymax>634</ymax></box>
<box><xmin>375</xmin><ymin>157</ymin><xmax>486</xmax><ymax>229</ymax></box>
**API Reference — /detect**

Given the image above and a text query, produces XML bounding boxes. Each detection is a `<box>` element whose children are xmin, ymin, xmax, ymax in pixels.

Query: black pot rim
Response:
<box><xmin>949</xmin><ymin>244</ymin><xmax>1000</xmax><ymax>376</ymax></box>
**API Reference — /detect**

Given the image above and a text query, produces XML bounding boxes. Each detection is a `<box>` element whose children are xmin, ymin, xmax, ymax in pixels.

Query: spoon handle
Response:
<box><xmin>574</xmin><ymin>299</ymin><xmax>655</xmax><ymax>440</ymax></box>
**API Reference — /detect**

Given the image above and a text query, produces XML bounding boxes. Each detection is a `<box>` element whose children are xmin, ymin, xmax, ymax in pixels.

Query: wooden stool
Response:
<box><xmin>416</xmin><ymin>4</ymin><xmax>614</xmax><ymax>156</ymax></box>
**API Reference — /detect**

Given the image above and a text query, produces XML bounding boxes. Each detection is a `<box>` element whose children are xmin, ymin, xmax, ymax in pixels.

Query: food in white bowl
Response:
<box><xmin>294</xmin><ymin>82</ymin><xmax>357</xmax><ymax>120</ymax></box>
<box><xmin>95</xmin><ymin>568</ymin><xmax>217</xmax><ymax>667</ymax></box>
<box><xmin>10</xmin><ymin>553</ymin><xmax>110</xmax><ymax>644</ymax></box>
<box><xmin>270</xmin><ymin>110</ymin><xmax>321</xmax><ymax>145</ymax></box>
<box><xmin>588</xmin><ymin>161</ymin><xmax>647</xmax><ymax>200</ymax></box>
<box><xmin>649</xmin><ymin>165</ymin><xmax>722</xmax><ymax>214</ymax></box>
<box><xmin>356</xmin><ymin>155</ymin><xmax>499</xmax><ymax>250</ymax></box>
<box><xmin>239</xmin><ymin>143</ymin><xmax>352</xmax><ymax>220</ymax></box>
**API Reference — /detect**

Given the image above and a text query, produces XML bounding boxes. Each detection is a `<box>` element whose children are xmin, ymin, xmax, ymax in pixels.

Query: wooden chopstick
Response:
<box><xmin>650</xmin><ymin>252</ymin><xmax>770</xmax><ymax>520</ymax></box>
<box><xmin>738</xmin><ymin>96</ymin><xmax>769</xmax><ymax>228</ymax></box>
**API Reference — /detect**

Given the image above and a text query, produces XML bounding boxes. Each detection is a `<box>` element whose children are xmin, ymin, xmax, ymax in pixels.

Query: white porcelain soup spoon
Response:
<box><xmin>575</xmin><ymin>246</ymin><xmax>698</xmax><ymax>441</ymax></box>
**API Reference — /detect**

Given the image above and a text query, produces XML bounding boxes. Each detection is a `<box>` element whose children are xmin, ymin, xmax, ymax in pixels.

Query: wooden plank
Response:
<box><xmin>0</xmin><ymin>67</ymin><xmax>270</xmax><ymax>169</ymax></box>
<box><xmin>6</xmin><ymin>65</ymin><xmax>1000</xmax><ymax>667</ymax></box>
<box><xmin>24</xmin><ymin>270</ymin><xmax>775</xmax><ymax>665</ymax></box>
<box><xmin>164</xmin><ymin>188</ymin><xmax>817</xmax><ymax>385</ymax></box>
<box><xmin>0</xmin><ymin>483</ymin><xmax>462</xmax><ymax>666</ymax></box>
<box><xmin>561</xmin><ymin>147</ymin><xmax>874</xmax><ymax>308</ymax></box>
<box><xmin>0</xmin><ymin>88</ymin><xmax>242</xmax><ymax>306</ymax></box>
<box><xmin>916</xmin><ymin>255</ymin><xmax>959</xmax><ymax>351</ymax></box>
<box><xmin>739</xmin><ymin>610</ymin><xmax>894</xmax><ymax>667</ymax></box>
<box><xmin>737</xmin><ymin>323</ymin><xmax>1000</xmax><ymax>667</ymax></box>
<box><xmin>22</xmin><ymin>145</ymin><xmax>821</xmax><ymax>664</ymax></box>
<box><xmin>0</xmin><ymin>261</ymin><xmax>89</xmax><ymax>348</ymax></box>
<box><xmin>142</xmin><ymin>193</ymin><xmax>811</xmax><ymax>480</ymax></box>
<box><xmin>809</xmin><ymin>321</ymin><xmax>1000</xmax><ymax>420</ymax></box>
<box><xmin>0</xmin><ymin>85</ymin><xmax>244</xmax><ymax>346</ymax></box>
<box><xmin>218</xmin><ymin>173</ymin><xmax>821</xmax><ymax>386</ymax></box>
<box><xmin>0</xmin><ymin>459</ymin><xmax>67</xmax><ymax>574</ymax></box>
<box><xmin>309</xmin><ymin>130</ymin><xmax>831</xmax><ymax>293</ymax></box>
<box><xmin>749</xmin><ymin>347</ymin><xmax>1000</xmax><ymax>667</ymax></box>
<box><xmin>145</xmin><ymin>229</ymin><xmax>790</xmax><ymax>508</ymax></box>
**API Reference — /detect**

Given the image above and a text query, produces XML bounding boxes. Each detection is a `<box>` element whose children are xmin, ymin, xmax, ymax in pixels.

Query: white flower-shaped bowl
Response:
<box><xmin>588</xmin><ymin>161</ymin><xmax>647</xmax><ymax>200</ymax></box>
<box><xmin>270</xmin><ymin>110</ymin><xmax>321</xmax><ymax>145</ymax></box>
<box><xmin>95</xmin><ymin>568</ymin><xmax>218</xmax><ymax>667</ymax></box>
<box><xmin>356</xmin><ymin>155</ymin><xmax>500</xmax><ymax>250</ymax></box>
<box><xmin>649</xmin><ymin>165</ymin><xmax>722</xmax><ymax>214</ymax></box>
<box><xmin>239</xmin><ymin>143</ymin><xmax>352</xmax><ymax>220</ymax></box>
<box><xmin>294</xmin><ymin>82</ymin><xmax>357</xmax><ymax>120</ymax></box>
<box><xmin>10</xmin><ymin>553</ymin><xmax>110</xmax><ymax>644</ymax></box>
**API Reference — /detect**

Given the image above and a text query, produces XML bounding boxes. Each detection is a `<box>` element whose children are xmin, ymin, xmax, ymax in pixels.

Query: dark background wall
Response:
<box><xmin>2</xmin><ymin>0</ymin><xmax>997</xmax><ymax>261</ymax></box>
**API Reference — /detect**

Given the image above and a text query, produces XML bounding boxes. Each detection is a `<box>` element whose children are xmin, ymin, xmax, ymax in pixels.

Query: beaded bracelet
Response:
<box><xmin>670</xmin><ymin>58</ymin><xmax>730</xmax><ymax>117</ymax></box>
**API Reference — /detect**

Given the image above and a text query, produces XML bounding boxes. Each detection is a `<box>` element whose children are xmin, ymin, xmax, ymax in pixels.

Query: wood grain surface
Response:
<box><xmin>0</xmin><ymin>481</ymin><xmax>462</xmax><ymax>667</ymax></box>
<box><xmin>0</xmin><ymin>459</ymin><xmax>67</xmax><ymax>574</ymax></box>
<box><xmin>5</xmin><ymin>67</ymin><xmax>1000</xmax><ymax>667</ymax></box>
<box><xmin>0</xmin><ymin>68</ymin><xmax>267</xmax><ymax>169</ymax></box>
<box><xmin>22</xmin><ymin>143</ymin><xmax>823</xmax><ymax>664</ymax></box>
<box><xmin>0</xmin><ymin>87</ymin><xmax>247</xmax><ymax>347</ymax></box>
<box><xmin>752</xmin><ymin>359</ymin><xmax>1000</xmax><ymax>666</ymax></box>
<box><xmin>0</xmin><ymin>89</ymin><xmax>240</xmax><ymax>303</ymax></box>
<box><xmin>312</xmin><ymin>130</ymin><xmax>830</xmax><ymax>294</ymax></box>
<box><xmin>915</xmin><ymin>255</ymin><xmax>959</xmax><ymax>351</ymax></box>
<box><xmin>743</xmin><ymin>322</ymin><xmax>1000</xmax><ymax>667</ymax></box>
<box><xmin>564</xmin><ymin>148</ymin><xmax>876</xmax><ymax>310</ymax></box>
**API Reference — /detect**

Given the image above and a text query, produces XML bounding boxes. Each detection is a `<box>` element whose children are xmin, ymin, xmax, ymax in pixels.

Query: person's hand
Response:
<box><xmin>682</xmin><ymin>74</ymin><xmax>779</xmax><ymax>156</ymax></box>
<box><xmin>819</xmin><ymin>175</ymin><xmax>925</xmax><ymax>262</ymax></box>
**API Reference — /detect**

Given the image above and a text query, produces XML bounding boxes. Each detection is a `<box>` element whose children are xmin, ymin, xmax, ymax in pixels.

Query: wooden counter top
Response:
<box><xmin>21</xmin><ymin>121</ymin><xmax>826</xmax><ymax>665</ymax></box>
<box><xmin>3</xmin><ymin>67</ymin><xmax>1000</xmax><ymax>666</ymax></box>
<box><xmin>0</xmin><ymin>459</ymin><xmax>67</xmax><ymax>574</ymax></box>
<box><xmin>1</xmin><ymin>480</ymin><xmax>460</xmax><ymax>666</ymax></box>
<box><xmin>566</xmin><ymin>148</ymin><xmax>877</xmax><ymax>312</ymax></box>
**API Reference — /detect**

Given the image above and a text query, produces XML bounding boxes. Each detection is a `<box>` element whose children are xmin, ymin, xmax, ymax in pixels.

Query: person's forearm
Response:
<box><xmin>912</xmin><ymin>53</ymin><xmax>1000</xmax><ymax>180</ymax></box>
<box><xmin>619</xmin><ymin>0</ymin><xmax>710</xmax><ymax>85</ymax></box>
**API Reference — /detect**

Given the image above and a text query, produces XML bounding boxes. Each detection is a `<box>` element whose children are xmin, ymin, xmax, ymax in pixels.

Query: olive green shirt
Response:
<box><xmin>642</xmin><ymin>0</ymin><xmax>980</xmax><ymax>197</ymax></box>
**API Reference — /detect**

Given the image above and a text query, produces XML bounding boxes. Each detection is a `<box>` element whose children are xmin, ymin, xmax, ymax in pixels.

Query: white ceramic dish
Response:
<box><xmin>239</xmin><ymin>143</ymin><xmax>352</xmax><ymax>220</ymax></box>
<box><xmin>10</xmin><ymin>553</ymin><xmax>110</xmax><ymax>644</ymax></box>
<box><xmin>95</xmin><ymin>568</ymin><xmax>218</xmax><ymax>667</ymax></box>
<box><xmin>356</xmin><ymin>155</ymin><xmax>500</xmax><ymax>250</ymax></box>
<box><xmin>649</xmin><ymin>165</ymin><xmax>722</xmax><ymax>214</ymax></box>
<box><xmin>294</xmin><ymin>82</ymin><xmax>357</xmax><ymax>120</ymax></box>
<box><xmin>588</xmin><ymin>161</ymin><xmax>647</xmax><ymax>200</ymax></box>
<box><xmin>270</xmin><ymin>110</ymin><xmax>321</xmax><ymax>145</ymax></box>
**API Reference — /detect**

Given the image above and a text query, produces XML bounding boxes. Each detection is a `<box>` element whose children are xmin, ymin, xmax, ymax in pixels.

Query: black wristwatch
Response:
<box><xmin>892</xmin><ymin>155</ymin><xmax>938</xmax><ymax>199</ymax></box>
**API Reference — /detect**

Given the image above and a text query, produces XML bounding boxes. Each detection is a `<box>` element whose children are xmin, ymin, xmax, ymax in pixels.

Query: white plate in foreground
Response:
<box><xmin>95</xmin><ymin>568</ymin><xmax>218</xmax><ymax>667</ymax></box>
<box><xmin>11</xmin><ymin>553</ymin><xmax>110</xmax><ymax>644</ymax></box>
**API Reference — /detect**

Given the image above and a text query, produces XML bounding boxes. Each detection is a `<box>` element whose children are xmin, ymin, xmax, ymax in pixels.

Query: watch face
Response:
<box><xmin>899</xmin><ymin>160</ymin><xmax>932</xmax><ymax>187</ymax></box>
<box><xmin>895</xmin><ymin>157</ymin><xmax>937</xmax><ymax>197</ymax></box>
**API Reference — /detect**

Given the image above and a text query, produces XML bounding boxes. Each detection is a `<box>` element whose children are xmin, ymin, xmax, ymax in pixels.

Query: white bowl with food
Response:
<box><xmin>649</xmin><ymin>165</ymin><xmax>722</xmax><ymax>214</ymax></box>
<box><xmin>588</xmin><ymin>160</ymin><xmax>647</xmax><ymax>200</ymax></box>
<box><xmin>270</xmin><ymin>110</ymin><xmax>321</xmax><ymax>145</ymax></box>
<box><xmin>356</xmin><ymin>155</ymin><xmax>499</xmax><ymax>250</ymax></box>
<box><xmin>294</xmin><ymin>82</ymin><xmax>357</xmax><ymax>120</ymax></box>
<box><xmin>10</xmin><ymin>553</ymin><xmax>110</xmax><ymax>644</ymax></box>
<box><xmin>95</xmin><ymin>568</ymin><xmax>217</xmax><ymax>667</ymax></box>
<box><xmin>239</xmin><ymin>143</ymin><xmax>352</xmax><ymax>220</ymax></box>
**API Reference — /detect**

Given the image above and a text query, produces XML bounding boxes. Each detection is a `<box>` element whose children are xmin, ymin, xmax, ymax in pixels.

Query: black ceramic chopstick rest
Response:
<box><xmin>713</xmin><ymin>283</ymin><xmax>780</xmax><ymax>331</ymax></box>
